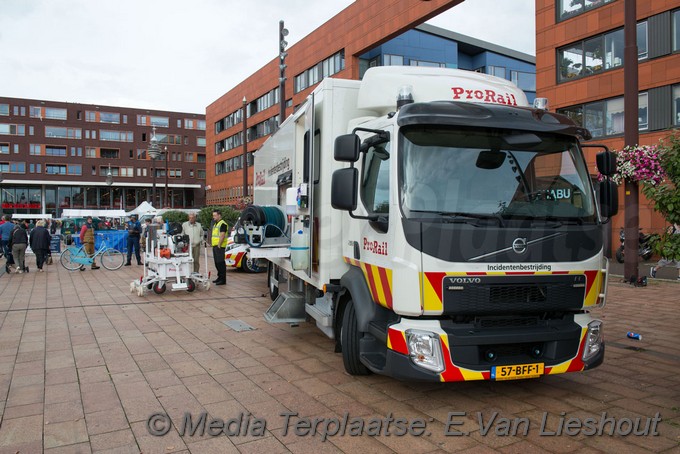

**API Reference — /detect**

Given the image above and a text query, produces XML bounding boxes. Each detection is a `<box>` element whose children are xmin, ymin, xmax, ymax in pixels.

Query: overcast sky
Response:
<box><xmin>0</xmin><ymin>0</ymin><xmax>535</xmax><ymax>114</ymax></box>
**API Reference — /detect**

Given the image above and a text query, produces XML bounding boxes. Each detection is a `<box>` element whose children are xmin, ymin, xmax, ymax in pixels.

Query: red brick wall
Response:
<box><xmin>206</xmin><ymin>0</ymin><xmax>463</xmax><ymax>205</ymax></box>
<box><xmin>537</xmin><ymin>0</ymin><xmax>680</xmax><ymax>245</ymax></box>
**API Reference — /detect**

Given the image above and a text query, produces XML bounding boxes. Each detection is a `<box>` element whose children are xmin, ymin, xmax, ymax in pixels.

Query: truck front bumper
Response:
<box><xmin>370</xmin><ymin>314</ymin><xmax>604</xmax><ymax>382</ymax></box>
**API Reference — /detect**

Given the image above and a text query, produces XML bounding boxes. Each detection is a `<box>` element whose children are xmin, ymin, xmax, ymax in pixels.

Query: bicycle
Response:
<box><xmin>60</xmin><ymin>234</ymin><xmax>125</xmax><ymax>271</ymax></box>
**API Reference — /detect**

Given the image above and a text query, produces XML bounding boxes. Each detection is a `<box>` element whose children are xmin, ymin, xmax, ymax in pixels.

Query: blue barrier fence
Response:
<box><xmin>70</xmin><ymin>230</ymin><xmax>130</xmax><ymax>253</ymax></box>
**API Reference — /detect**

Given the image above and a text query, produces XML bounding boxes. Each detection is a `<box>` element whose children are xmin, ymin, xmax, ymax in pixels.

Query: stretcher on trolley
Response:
<box><xmin>130</xmin><ymin>224</ymin><xmax>211</xmax><ymax>296</ymax></box>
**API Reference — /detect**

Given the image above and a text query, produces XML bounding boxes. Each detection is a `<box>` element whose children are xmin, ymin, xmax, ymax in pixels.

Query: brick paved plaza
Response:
<box><xmin>0</xmin><ymin>253</ymin><xmax>678</xmax><ymax>453</ymax></box>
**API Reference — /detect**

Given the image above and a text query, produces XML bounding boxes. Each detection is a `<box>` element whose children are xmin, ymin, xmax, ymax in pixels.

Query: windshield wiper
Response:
<box><xmin>436</xmin><ymin>211</ymin><xmax>506</xmax><ymax>227</ymax></box>
<box><xmin>530</xmin><ymin>216</ymin><xmax>584</xmax><ymax>227</ymax></box>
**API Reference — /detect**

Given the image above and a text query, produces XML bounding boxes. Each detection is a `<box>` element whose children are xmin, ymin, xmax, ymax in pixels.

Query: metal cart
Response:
<box><xmin>130</xmin><ymin>226</ymin><xmax>211</xmax><ymax>296</ymax></box>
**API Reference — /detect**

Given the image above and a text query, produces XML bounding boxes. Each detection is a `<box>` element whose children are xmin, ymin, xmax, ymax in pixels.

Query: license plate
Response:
<box><xmin>491</xmin><ymin>363</ymin><xmax>544</xmax><ymax>381</ymax></box>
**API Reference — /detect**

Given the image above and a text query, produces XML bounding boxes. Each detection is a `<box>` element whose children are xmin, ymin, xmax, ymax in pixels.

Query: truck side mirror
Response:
<box><xmin>331</xmin><ymin>168</ymin><xmax>358</xmax><ymax>211</ymax></box>
<box><xmin>599</xmin><ymin>179</ymin><xmax>618</xmax><ymax>218</ymax></box>
<box><xmin>596</xmin><ymin>151</ymin><xmax>616</xmax><ymax>176</ymax></box>
<box><xmin>334</xmin><ymin>134</ymin><xmax>360</xmax><ymax>162</ymax></box>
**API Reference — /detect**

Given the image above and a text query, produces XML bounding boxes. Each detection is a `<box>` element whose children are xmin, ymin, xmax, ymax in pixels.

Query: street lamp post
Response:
<box><xmin>106</xmin><ymin>164</ymin><xmax>114</xmax><ymax>208</ymax></box>
<box><xmin>279</xmin><ymin>20</ymin><xmax>289</xmax><ymax>128</ymax></box>
<box><xmin>0</xmin><ymin>171</ymin><xmax>4</xmax><ymax>216</ymax></box>
<box><xmin>164</xmin><ymin>146</ymin><xmax>169</xmax><ymax>208</ymax></box>
<box><xmin>242</xmin><ymin>97</ymin><xmax>248</xmax><ymax>199</ymax></box>
<box><xmin>148</xmin><ymin>126</ymin><xmax>161</xmax><ymax>207</ymax></box>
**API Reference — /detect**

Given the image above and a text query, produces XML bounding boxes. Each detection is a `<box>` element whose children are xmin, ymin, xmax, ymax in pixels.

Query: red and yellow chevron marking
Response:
<box><xmin>344</xmin><ymin>257</ymin><xmax>393</xmax><ymax>309</ymax></box>
<box><xmin>545</xmin><ymin>327</ymin><xmax>586</xmax><ymax>375</ymax></box>
<box><xmin>387</xmin><ymin>327</ymin><xmax>408</xmax><ymax>355</ymax></box>
<box><xmin>226</xmin><ymin>251</ymin><xmax>245</xmax><ymax>268</ymax></box>
<box><xmin>387</xmin><ymin>326</ymin><xmax>588</xmax><ymax>382</ymax></box>
<box><xmin>422</xmin><ymin>270</ymin><xmax>603</xmax><ymax>312</ymax></box>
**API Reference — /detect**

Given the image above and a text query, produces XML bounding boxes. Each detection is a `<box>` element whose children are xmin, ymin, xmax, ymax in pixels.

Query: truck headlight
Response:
<box><xmin>406</xmin><ymin>330</ymin><xmax>444</xmax><ymax>373</ymax></box>
<box><xmin>582</xmin><ymin>320</ymin><xmax>603</xmax><ymax>362</ymax></box>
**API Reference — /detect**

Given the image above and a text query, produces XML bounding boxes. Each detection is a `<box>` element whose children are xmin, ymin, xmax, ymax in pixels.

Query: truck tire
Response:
<box><xmin>615</xmin><ymin>246</ymin><xmax>624</xmax><ymax>263</ymax></box>
<box><xmin>341</xmin><ymin>299</ymin><xmax>370</xmax><ymax>376</ymax></box>
<box><xmin>242</xmin><ymin>254</ymin><xmax>263</xmax><ymax>273</ymax></box>
<box><xmin>268</xmin><ymin>263</ymin><xmax>279</xmax><ymax>301</ymax></box>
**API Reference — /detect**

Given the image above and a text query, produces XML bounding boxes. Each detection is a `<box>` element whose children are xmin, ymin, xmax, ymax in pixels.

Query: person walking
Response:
<box><xmin>10</xmin><ymin>221</ymin><xmax>29</xmax><ymax>274</ymax></box>
<box><xmin>182</xmin><ymin>213</ymin><xmax>203</xmax><ymax>273</ymax></box>
<box><xmin>650</xmin><ymin>223</ymin><xmax>680</xmax><ymax>281</ymax></box>
<box><xmin>210</xmin><ymin>210</ymin><xmax>228</xmax><ymax>285</ymax></box>
<box><xmin>79</xmin><ymin>216</ymin><xmax>99</xmax><ymax>270</ymax></box>
<box><xmin>125</xmin><ymin>214</ymin><xmax>142</xmax><ymax>266</ymax></box>
<box><xmin>29</xmin><ymin>220</ymin><xmax>51</xmax><ymax>272</ymax></box>
<box><xmin>0</xmin><ymin>216</ymin><xmax>16</xmax><ymax>273</ymax></box>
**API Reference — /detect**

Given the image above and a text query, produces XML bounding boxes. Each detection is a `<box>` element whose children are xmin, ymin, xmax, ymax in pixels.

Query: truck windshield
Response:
<box><xmin>399</xmin><ymin>126</ymin><xmax>597</xmax><ymax>223</ymax></box>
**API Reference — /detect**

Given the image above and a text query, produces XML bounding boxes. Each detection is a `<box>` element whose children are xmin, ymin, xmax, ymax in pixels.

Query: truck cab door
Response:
<box><xmin>353</xmin><ymin>127</ymin><xmax>395</xmax><ymax>310</ymax></box>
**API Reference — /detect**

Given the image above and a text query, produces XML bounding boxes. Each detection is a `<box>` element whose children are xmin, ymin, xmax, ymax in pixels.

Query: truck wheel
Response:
<box><xmin>186</xmin><ymin>279</ymin><xmax>196</xmax><ymax>292</ymax></box>
<box><xmin>268</xmin><ymin>263</ymin><xmax>279</xmax><ymax>301</ymax></box>
<box><xmin>615</xmin><ymin>246</ymin><xmax>624</xmax><ymax>263</ymax></box>
<box><xmin>341</xmin><ymin>299</ymin><xmax>370</xmax><ymax>376</ymax></box>
<box><xmin>242</xmin><ymin>254</ymin><xmax>262</xmax><ymax>273</ymax></box>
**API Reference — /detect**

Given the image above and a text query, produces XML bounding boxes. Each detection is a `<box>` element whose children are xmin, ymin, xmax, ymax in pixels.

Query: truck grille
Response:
<box><xmin>442</xmin><ymin>274</ymin><xmax>586</xmax><ymax>315</ymax></box>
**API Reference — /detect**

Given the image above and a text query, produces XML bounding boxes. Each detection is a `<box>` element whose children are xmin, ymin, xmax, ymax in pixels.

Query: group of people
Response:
<box><xmin>1</xmin><ymin>210</ymin><xmax>232</xmax><ymax>284</ymax></box>
<box><xmin>0</xmin><ymin>215</ymin><xmax>53</xmax><ymax>274</ymax></box>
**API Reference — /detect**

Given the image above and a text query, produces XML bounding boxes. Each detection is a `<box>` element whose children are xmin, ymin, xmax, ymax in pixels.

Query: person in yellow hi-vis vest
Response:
<box><xmin>211</xmin><ymin>210</ymin><xmax>228</xmax><ymax>285</ymax></box>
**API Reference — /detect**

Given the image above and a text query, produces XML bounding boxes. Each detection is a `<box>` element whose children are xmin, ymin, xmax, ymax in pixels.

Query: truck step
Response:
<box><xmin>264</xmin><ymin>292</ymin><xmax>306</xmax><ymax>324</ymax></box>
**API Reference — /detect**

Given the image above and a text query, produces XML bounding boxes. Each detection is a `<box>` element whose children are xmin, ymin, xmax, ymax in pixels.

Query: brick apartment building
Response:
<box><xmin>0</xmin><ymin>97</ymin><xmax>206</xmax><ymax>217</ymax></box>
<box><xmin>536</xmin><ymin>0</ymin><xmax>680</xmax><ymax>237</ymax></box>
<box><xmin>205</xmin><ymin>0</ymin><xmax>537</xmax><ymax>206</ymax></box>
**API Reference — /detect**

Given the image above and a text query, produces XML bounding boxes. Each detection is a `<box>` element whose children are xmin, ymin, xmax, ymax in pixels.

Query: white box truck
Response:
<box><xmin>233</xmin><ymin>66</ymin><xmax>618</xmax><ymax>381</ymax></box>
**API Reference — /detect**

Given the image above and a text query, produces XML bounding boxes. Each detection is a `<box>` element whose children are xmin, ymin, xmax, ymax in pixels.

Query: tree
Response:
<box><xmin>642</xmin><ymin>131</ymin><xmax>680</xmax><ymax>261</ymax></box>
<box><xmin>198</xmin><ymin>206</ymin><xmax>241</xmax><ymax>231</ymax></box>
<box><xmin>161</xmin><ymin>210</ymin><xmax>189</xmax><ymax>224</ymax></box>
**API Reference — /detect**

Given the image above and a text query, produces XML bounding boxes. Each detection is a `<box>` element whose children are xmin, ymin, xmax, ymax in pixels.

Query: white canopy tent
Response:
<box><xmin>126</xmin><ymin>201</ymin><xmax>157</xmax><ymax>217</ymax></box>
<box><xmin>61</xmin><ymin>209</ymin><xmax>126</xmax><ymax>218</ymax></box>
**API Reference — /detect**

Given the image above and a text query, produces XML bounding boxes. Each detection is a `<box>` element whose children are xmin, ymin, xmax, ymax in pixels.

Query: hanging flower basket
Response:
<box><xmin>606</xmin><ymin>144</ymin><xmax>666</xmax><ymax>186</ymax></box>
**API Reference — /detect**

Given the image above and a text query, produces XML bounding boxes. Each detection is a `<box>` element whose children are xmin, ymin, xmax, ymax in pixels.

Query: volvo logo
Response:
<box><xmin>448</xmin><ymin>277</ymin><xmax>482</xmax><ymax>284</ymax></box>
<box><xmin>512</xmin><ymin>238</ymin><xmax>528</xmax><ymax>254</ymax></box>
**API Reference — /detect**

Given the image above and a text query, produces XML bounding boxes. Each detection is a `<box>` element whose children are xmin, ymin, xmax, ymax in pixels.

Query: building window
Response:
<box><xmin>30</xmin><ymin>107</ymin><xmax>67</xmax><ymax>120</ymax></box>
<box><xmin>294</xmin><ymin>50</ymin><xmax>345</xmax><ymax>93</ymax></box>
<box><xmin>558</xmin><ymin>0</ymin><xmax>615</xmax><ymax>22</ymax></box>
<box><xmin>558</xmin><ymin>23</ymin><xmax>650</xmax><ymax>83</ymax></box>
<box><xmin>673</xmin><ymin>84</ymin><xmax>680</xmax><ymax>125</ymax></box>
<box><xmin>0</xmin><ymin>124</ymin><xmax>26</xmax><ymax>136</ymax></box>
<box><xmin>0</xmin><ymin>143</ymin><xmax>8</xmax><ymax>154</ymax></box>
<box><xmin>197</xmin><ymin>154</ymin><xmax>206</xmax><ymax>163</ymax></box>
<box><xmin>638</xmin><ymin>21</ymin><xmax>648</xmax><ymax>60</ymax></box>
<box><xmin>558</xmin><ymin>93</ymin><xmax>648</xmax><ymax>138</ymax></box>
<box><xmin>30</xmin><ymin>144</ymin><xmax>41</xmax><ymax>155</ymax></box>
<box><xmin>67</xmin><ymin>165</ymin><xmax>82</xmax><ymax>176</ymax></box>
<box><xmin>487</xmin><ymin>66</ymin><xmax>506</xmax><ymax>79</ymax></box>
<box><xmin>100</xmin><ymin>112</ymin><xmax>121</xmax><ymax>124</ymax></box>
<box><xmin>511</xmin><ymin>71</ymin><xmax>537</xmax><ymax>92</ymax></box>
<box><xmin>410</xmin><ymin>59</ymin><xmax>445</xmax><ymax>68</ymax></box>
<box><xmin>45</xmin><ymin>146</ymin><xmax>67</xmax><ymax>157</ymax></box>
<box><xmin>45</xmin><ymin>126</ymin><xmax>81</xmax><ymax>139</ymax></box>
<box><xmin>0</xmin><ymin>104</ymin><xmax>8</xmax><ymax>116</ymax></box>
<box><xmin>86</xmin><ymin>147</ymin><xmax>97</xmax><ymax>158</ymax></box>
<box><xmin>46</xmin><ymin>164</ymin><xmax>67</xmax><ymax>175</ymax></box>
<box><xmin>197</xmin><ymin>169</ymin><xmax>206</xmax><ymax>179</ymax></box>
<box><xmin>0</xmin><ymin>162</ymin><xmax>25</xmax><ymax>173</ymax></box>
<box><xmin>674</xmin><ymin>10</ymin><xmax>680</xmax><ymax>52</ymax></box>
<box><xmin>384</xmin><ymin>54</ymin><xmax>404</xmax><ymax>66</ymax></box>
<box><xmin>101</xmin><ymin>149</ymin><xmax>119</xmax><ymax>159</ymax></box>
<box><xmin>99</xmin><ymin>130</ymin><xmax>133</xmax><ymax>142</ymax></box>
